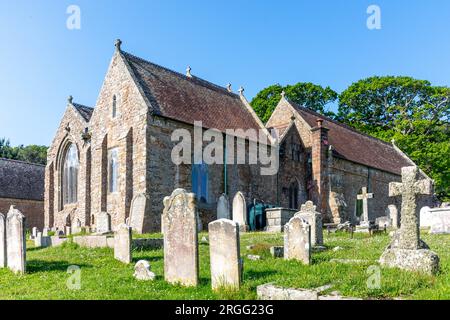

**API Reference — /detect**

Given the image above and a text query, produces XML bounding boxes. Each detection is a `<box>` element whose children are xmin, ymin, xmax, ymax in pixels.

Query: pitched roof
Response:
<box><xmin>290</xmin><ymin>102</ymin><xmax>413</xmax><ymax>175</ymax></box>
<box><xmin>122</xmin><ymin>51</ymin><xmax>263</xmax><ymax>133</ymax></box>
<box><xmin>0</xmin><ymin>158</ymin><xmax>45</xmax><ymax>202</ymax></box>
<box><xmin>73</xmin><ymin>103</ymin><xmax>94</xmax><ymax>122</ymax></box>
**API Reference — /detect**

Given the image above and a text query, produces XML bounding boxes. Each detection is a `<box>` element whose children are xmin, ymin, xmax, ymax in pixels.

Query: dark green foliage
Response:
<box><xmin>0</xmin><ymin>137</ymin><xmax>47</xmax><ymax>165</ymax></box>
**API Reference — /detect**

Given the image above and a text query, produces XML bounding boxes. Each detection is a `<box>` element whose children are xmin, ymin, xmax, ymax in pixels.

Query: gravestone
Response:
<box><xmin>72</xmin><ymin>218</ymin><xmax>82</xmax><ymax>234</ymax></box>
<box><xmin>387</xmin><ymin>205</ymin><xmax>399</xmax><ymax>229</ymax></box>
<box><xmin>134</xmin><ymin>260</ymin><xmax>155</xmax><ymax>281</ymax></box>
<box><xmin>43</xmin><ymin>227</ymin><xmax>49</xmax><ymax>236</ymax></box>
<box><xmin>129</xmin><ymin>193</ymin><xmax>149</xmax><ymax>234</ymax></box>
<box><xmin>217</xmin><ymin>193</ymin><xmax>231</xmax><ymax>220</ymax></box>
<box><xmin>96</xmin><ymin>212</ymin><xmax>111</xmax><ymax>234</ymax></box>
<box><xmin>294</xmin><ymin>201</ymin><xmax>323</xmax><ymax>246</ymax></box>
<box><xmin>0</xmin><ymin>213</ymin><xmax>6</xmax><ymax>268</ymax></box>
<box><xmin>114</xmin><ymin>224</ymin><xmax>132</xmax><ymax>264</ymax></box>
<box><xmin>162</xmin><ymin>189</ymin><xmax>199</xmax><ymax>286</ymax></box>
<box><xmin>31</xmin><ymin>227</ymin><xmax>38</xmax><ymax>239</ymax></box>
<box><xmin>6</xmin><ymin>206</ymin><xmax>26</xmax><ymax>274</ymax></box>
<box><xmin>284</xmin><ymin>216</ymin><xmax>311</xmax><ymax>265</ymax></box>
<box><xmin>427</xmin><ymin>208</ymin><xmax>450</xmax><ymax>234</ymax></box>
<box><xmin>357</xmin><ymin>187</ymin><xmax>374</xmax><ymax>224</ymax></box>
<box><xmin>380</xmin><ymin>166</ymin><xmax>439</xmax><ymax>274</ymax></box>
<box><xmin>209</xmin><ymin>219</ymin><xmax>241</xmax><ymax>290</ymax></box>
<box><xmin>232</xmin><ymin>192</ymin><xmax>248</xmax><ymax>232</ymax></box>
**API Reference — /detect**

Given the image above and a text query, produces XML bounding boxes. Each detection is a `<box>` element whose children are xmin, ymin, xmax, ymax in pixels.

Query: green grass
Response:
<box><xmin>0</xmin><ymin>231</ymin><xmax>448</xmax><ymax>300</ymax></box>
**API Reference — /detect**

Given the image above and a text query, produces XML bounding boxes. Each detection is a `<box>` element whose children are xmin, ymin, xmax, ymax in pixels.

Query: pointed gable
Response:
<box><xmin>122</xmin><ymin>51</ymin><xmax>263</xmax><ymax>132</ymax></box>
<box><xmin>290</xmin><ymin>102</ymin><xmax>413</xmax><ymax>175</ymax></box>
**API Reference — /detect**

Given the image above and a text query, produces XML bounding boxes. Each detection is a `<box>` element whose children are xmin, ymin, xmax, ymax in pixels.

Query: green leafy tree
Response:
<box><xmin>251</xmin><ymin>82</ymin><xmax>338</xmax><ymax>123</ymax></box>
<box><xmin>0</xmin><ymin>137</ymin><xmax>48</xmax><ymax>165</ymax></box>
<box><xmin>338</xmin><ymin>76</ymin><xmax>450</xmax><ymax>200</ymax></box>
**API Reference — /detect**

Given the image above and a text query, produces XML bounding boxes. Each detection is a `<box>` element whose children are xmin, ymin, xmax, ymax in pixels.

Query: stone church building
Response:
<box><xmin>44</xmin><ymin>40</ymin><xmax>425</xmax><ymax>233</ymax></box>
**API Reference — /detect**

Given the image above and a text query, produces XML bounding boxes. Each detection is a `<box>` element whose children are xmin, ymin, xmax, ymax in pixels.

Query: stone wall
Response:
<box><xmin>0</xmin><ymin>198</ymin><xmax>44</xmax><ymax>230</ymax></box>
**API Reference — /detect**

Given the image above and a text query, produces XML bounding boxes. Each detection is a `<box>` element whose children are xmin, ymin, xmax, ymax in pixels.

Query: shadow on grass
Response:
<box><xmin>244</xmin><ymin>269</ymin><xmax>277</xmax><ymax>280</ymax></box>
<box><xmin>27</xmin><ymin>246</ymin><xmax>49</xmax><ymax>252</ymax></box>
<box><xmin>131</xmin><ymin>255</ymin><xmax>163</xmax><ymax>264</ymax></box>
<box><xmin>26</xmin><ymin>260</ymin><xmax>93</xmax><ymax>274</ymax></box>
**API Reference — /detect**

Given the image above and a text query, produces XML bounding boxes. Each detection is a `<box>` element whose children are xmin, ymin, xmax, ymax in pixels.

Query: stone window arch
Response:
<box><xmin>62</xmin><ymin>143</ymin><xmax>79</xmax><ymax>205</ymax></box>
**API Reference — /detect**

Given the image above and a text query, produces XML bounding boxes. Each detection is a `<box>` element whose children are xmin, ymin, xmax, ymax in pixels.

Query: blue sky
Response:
<box><xmin>1</xmin><ymin>0</ymin><xmax>450</xmax><ymax>146</ymax></box>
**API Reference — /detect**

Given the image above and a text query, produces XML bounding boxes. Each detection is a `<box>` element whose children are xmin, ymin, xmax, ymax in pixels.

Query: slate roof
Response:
<box><xmin>290</xmin><ymin>102</ymin><xmax>413</xmax><ymax>175</ymax></box>
<box><xmin>122</xmin><ymin>51</ymin><xmax>263</xmax><ymax>132</ymax></box>
<box><xmin>0</xmin><ymin>158</ymin><xmax>45</xmax><ymax>201</ymax></box>
<box><xmin>73</xmin><ymin>103</ymin><xmax>94</xmax><ymax>122</ymax></box>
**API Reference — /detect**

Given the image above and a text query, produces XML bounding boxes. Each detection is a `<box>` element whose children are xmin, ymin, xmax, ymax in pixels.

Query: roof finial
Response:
<box><xmin>281</xmin><ymin>90</ymin><xmax>286</xmax><ymax>98</ymax></box>
<box><xmin>186</xmin><ymin>66</ymin><xmax>192</xmax><ymax>78</ymax></box>
<box><xmin>227</xmin><ymin>83</ymin><xmax>232</xmax><ymax>92</ymax></box>
<box><xmin>316</xmin><ymin>118</ymin><xmax>323</xmax><ymax>128</ymax></box>
<box><xmin>238</xmin><ymin>86</ymin><xmax>245</xmax><ymax>95</ymax></box>
<box><xmin>115</xmin><ymin>39</ymin><xmax>122</xmax><ymax>51</ymax></box>
<box><xmin>68</xmin><ymin>95</ymin><xmax>73</xmax><ymax>104</ymax></box>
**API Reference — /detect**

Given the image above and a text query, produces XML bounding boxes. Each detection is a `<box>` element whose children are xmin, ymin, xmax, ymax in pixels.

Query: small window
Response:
<box><xmin>108</xmin><ymin>148</ymin><xmax>119</xmax><ymax>193</ymax></box>
<box><xmin>112</xmin><ymin>95</ymin><xmax>117</xmax><ymax>118</ymax></box>
<box><xmin>62</xmin><ymin>143</ymin><xmax>79</xmax><ymax>204</ymax></box>
<box><xmin>192</xmin><ymin>162</ymin><xmax>209</xmax><ymax>203</ymax></box>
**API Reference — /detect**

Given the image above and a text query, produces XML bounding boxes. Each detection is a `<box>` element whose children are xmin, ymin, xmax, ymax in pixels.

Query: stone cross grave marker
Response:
<box><xmin>209</xmin><ymin>219</ymin><xmax>242</xmax><ymax>290</ymax></box>
<box><xmin>357</xmin><ymin>187</ymin><xmax>374</xmax><ymax>223</ymax></box>
<box><xmin>295</xmin><ymin>201</ymin><xmax>323</xmax><ymax>246</ymax></box>
<box><xmin>389</xmin><ymin>166</ymin><xmax>432</xmax><ymax>250</ymax></box>
<box><xmin>232</xmin><ymin>192</ymin><xmax>248</xmax><ymax>232</ymax></box>
<box><xmin>284</xmin><ymin>216</ymin><xmax>311</xmax><ymax>265</ymax></box>
<box><xmin>129</xmin><ymin>193</ymin><xmax>148</xmax><ymax>234</ymax></box>
<box><xmin>162</xmin><ymin>189</ymin><xmax>199</xmax><ymax>287</ymax></box>
<box><xmin>114</xmin><ymin>224</ymin><xmax>132</xmax><ymax>264</ymax></box>
<box><xmin>96</xmin><ymin>212</ymin><xmax>111</xmax><ymax>234</ymax></box>
<box><xmin>380</xmin><ymin>166</ymin><xmax>439</xmax><ymax>274</ymax></box>
<box><xmin>0</xmin><ymin>213</ymin><xmax>6</xmax><ymax>268</ymax></box>
<box><xmin>217</xmin><ymin>193</ymin><xmax>231</xmax><ymax>220</ymax></box>
<box><xmin>6</xmin><ymin>206</ymin><xmax>26</xmax><ymax>274</ymax></box>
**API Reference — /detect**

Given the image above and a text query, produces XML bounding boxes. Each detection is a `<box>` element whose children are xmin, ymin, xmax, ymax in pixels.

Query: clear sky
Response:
<box><xmin>1</xmin><ymin>0</ymin><xmax>450</xmax><ymax>146</ymax></box>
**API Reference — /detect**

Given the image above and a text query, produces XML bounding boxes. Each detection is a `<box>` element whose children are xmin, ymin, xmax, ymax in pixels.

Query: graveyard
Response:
<box><xmin>0</xmin><ymin>229</ymin><xmax>448</xmax><ymax>300</ymax></box>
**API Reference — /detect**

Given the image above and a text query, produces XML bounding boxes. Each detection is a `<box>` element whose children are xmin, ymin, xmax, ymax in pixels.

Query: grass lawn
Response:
<box><xmin>0</xmin><ymin>230</ymin><xmax>448</xmax><ymax>300</ymax></box>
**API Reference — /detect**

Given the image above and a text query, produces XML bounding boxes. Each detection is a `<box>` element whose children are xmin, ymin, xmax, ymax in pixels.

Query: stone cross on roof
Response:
<box><xmin>357</xmin><ymin>187</ymin><xmax>374</xmax><ymax>223</ymax></box>
<box><xmin>300</xmin><ymin>200</ymin><xmax>316</xmax><ymax>213</ymax></box>
<box><xmin>238</xmin><ymin>86</ymin><xmax>244</xmax><ymax>95</ymax></box>
<box><xmin>389</xmin><ymin>166</ymin><xmax>433</xmax><ymax>250</ymax></box>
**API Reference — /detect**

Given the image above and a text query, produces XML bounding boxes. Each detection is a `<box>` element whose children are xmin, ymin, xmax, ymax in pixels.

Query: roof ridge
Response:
<box><xmin>73</xmin><ymin>102</ymin><xmax>94</xmax><ymax>110</ymax></box>
<box><xmin>0</xmin><ymin>157</ymin><xmax>46</xmax><ymax>167</ymax></box>
<box><xmin>122</xmin><ymin>51</ymin><xmax>241</xmax><ymax>99</ymax></box>
<box><xmin>289</xmin><ymin>100</ymin><xmax>394</xmax><ymax>147</ymax></box>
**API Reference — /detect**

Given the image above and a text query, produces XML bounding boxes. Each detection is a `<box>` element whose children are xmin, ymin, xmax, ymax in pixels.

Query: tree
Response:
<box><xmin>251</xmin><ymin>82</ymin><xmax>338</xmax><ymax>123</ymax></box>
<box><xmin>0</xmin><ymin>137</ymin><xmax>48</xmax><ymax>165</ymax></box>
<box><xmin>338</xmin><ymin>76</ymin><xmax>450</xmax><ymax>200</ymax></box>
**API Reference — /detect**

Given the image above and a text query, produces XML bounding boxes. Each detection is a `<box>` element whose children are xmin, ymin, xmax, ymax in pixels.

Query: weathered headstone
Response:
<box><xmin>162</xmin><ymin>189</ymin><xmax>199</xmax><ymax>286</ymax></box>
<box><xmin>114</xmin><ymin>224</ymin><xmax>132</xmax><ymax>264</ymax></box>
<box><xmin>357</xmin><ymin>187</ymin><xmax>374</xmax><ymax>223</ymax></box>
<box><xmin>134</xmin><ymin>260</ymin><xmax>155</xmax><ymax>281</ymax></box>
<box><xmin>96</xmin><ymin>212</ymin><xmax>111</xmax><ymax>234</ymax></box>
<box><xmin>129</xmin><ymin>193</ymin><xmax>149</xmax><ymax>234</ymax></box>
<box><xmin>428</xmin><ymin>208</ymin><xmax>450</xmax><ymax>234</ymax></box>
<box><xmin>217</xmin><ymin>193</ymin><xmax>231</xmax><ymax>220</ymax></box>
<box><xmin>6</xmin><ymin>206</ymin><xmax>26</xmax><ymax>274</ymax></box>
<box><xmin>232</xmin><ymin>192</ymin><xmax>248</xmax><ymax>232</ymax></box>
<box><xmin>209</xmin><ymin>219</ymin><xmax>241</xmax><ymax>290</ymax></box>
<box><xmin>31</xmin><ymin>227</ymin><xmax>38</xmax><ymax>239</ymax></box>
<box><xmin>0</xmin><ymin>213</ymin><xmax>6</xmax><ymax>268</ymax></box>
<box><xmin>380</xmin><ymin>166</ymin><xmax>439</xmax><ymax>274</ymax></box>
<box><xmin>284</xmin><ymin>216</ymin><xmax>311</xmax><ymax>265</ymax></box>
<box><xmin>387</xmin><ymin>205</ymin><xmax>399</xmax><ymax>229</ymax></box>
<box><xmin>72</xmin><ymin>218</ymin><xmax>82</xmax><ymax>234</ymax></box>
<box><xmin>43</xmin><ymin>227</ymin><xmax>49</xmax><ymax>236</ymax></box>
<box><xmin>294</xmin><ymin>201</ymin><xmax>323</xmax><ymax>246</ymax></box>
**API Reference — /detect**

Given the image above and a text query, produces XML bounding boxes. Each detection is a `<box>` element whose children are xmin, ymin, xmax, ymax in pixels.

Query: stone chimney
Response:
<box><xmin>311</xmin><ymin>118</ymin><xmax>330</xmax><ymax>220</ymax></box>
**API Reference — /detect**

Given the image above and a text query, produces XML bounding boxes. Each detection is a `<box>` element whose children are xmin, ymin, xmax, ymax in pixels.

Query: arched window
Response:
<box><xmin>192</xmin><ymin>162</ymin><xmax>208</xmax><ymax>203</ymax></box>
<box><xmin>112</xmin><ymin>95</ymin><xmax>117</xmax><ymax>118</ymax></box>
<box><xmin>355</xmin><ymin>188</ymin><xmax>364</xmax><ymax>218</ymax></box>
<box><xmin>63</xmin><ymin>143</ymin><xmax>79</xmax><ymax>205</ymax></box>
<box><xmin>108</xmin><ymin>148</ymin><xmax>119</xmax><ymax>193</ymax></box>
<box><xmin>288</xmin><ymin>181</ymin><xmax>299</xmax><ymax>210</ymax></box>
